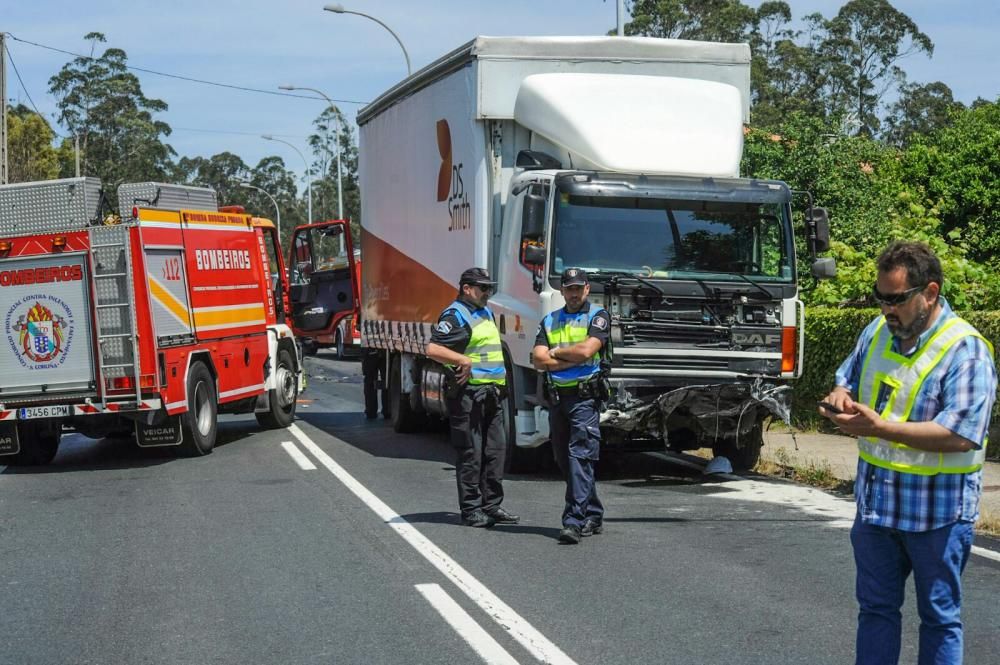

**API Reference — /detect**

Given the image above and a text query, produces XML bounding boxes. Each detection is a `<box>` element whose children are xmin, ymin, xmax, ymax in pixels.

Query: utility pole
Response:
<box><xmin>1</xmin><ymin>31</ymin><xmax>8</xmax><ymax>184</ymax></box>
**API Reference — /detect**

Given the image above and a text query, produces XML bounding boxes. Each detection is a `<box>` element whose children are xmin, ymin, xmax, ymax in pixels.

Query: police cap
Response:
<box><xmin>560</xmin><ymin>267</ymin><xmax>589</xmax><ymax>286</ymax></box>
<box><xmin>459</xmin><ymin>267</ymin><xmax>496</xmax><ymax>288</ymax></box>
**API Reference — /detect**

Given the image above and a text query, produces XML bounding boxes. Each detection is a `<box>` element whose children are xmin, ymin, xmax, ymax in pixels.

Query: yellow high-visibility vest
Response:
<box><xmin>856</xmin><ymin>316</ymin><xmax>991</xmax><ymax>475</ymax></box>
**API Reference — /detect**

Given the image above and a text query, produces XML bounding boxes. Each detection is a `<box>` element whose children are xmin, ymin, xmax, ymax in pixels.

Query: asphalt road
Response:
<box><xmin>2</xmin><ymin>353</ymin><xmax>999</xmax><ymax>665</ymax></box>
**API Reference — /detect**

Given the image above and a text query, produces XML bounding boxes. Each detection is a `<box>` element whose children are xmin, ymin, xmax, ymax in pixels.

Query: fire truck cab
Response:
<box><xmin>0</xmin><ymin>178</ymin><xmax>304</xmax><ymax>465</ymax></box>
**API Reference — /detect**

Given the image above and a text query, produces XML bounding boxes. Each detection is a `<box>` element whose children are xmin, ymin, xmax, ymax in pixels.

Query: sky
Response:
<box><xmin>4</xmin><ymin>0</ymin><xmax>998</xmax><ymax>180</ymax></box>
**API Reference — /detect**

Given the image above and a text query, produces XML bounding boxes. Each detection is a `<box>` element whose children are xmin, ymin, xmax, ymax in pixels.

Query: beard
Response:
<box><xmin>886</xmin><ymin>302</ymin><xmax>931</xmax><ymax>339</ymax></box>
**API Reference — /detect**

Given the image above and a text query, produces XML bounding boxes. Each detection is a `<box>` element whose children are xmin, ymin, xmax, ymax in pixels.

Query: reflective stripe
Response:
<box><xmin>445</xmin><ymin>300</ymin><xmax>506</xmax><ymax>386</ymax></box>
<box><xmin>543</xmin><ymin>302</ymin><xmax>604</xmax><ymax>387</ymax></box>
<box><xmin>857</xmin><ymin>316</ymin><xmax>992</xmax><ymax>475</ymax></box>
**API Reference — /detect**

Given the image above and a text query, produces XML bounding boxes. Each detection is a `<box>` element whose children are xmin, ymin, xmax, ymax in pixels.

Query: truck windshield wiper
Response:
<box><xmin>732</xmin><ymin>273</ymin><xmax>774</xmax><ymax>301</ymax></box>
<box><xmin>587</xmin><ymin>270</ymin><xmax>667</xmax><ymax>299</ymax></box>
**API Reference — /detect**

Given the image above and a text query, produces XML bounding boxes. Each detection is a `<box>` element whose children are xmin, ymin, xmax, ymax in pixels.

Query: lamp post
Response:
<box><xmin>279</xmin><ymin>85</ymin><xmax>343</xmax><ymax>221</ymax></box>
<box><xmin>322</xmin><ymin>4</ymin><xmax>412</xmax><ymax>77</ymax></box>
<box><xmin>261</xmin><ymin>135</ymin><xmax>313</xmax><ymax>224</ymax></box>
<box><xmin>238</xmin><ymin>181</ymin><xmax>281</xmax><ymax>239</ymax></box>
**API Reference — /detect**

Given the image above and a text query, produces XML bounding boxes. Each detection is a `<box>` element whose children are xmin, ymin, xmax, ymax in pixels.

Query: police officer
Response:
<box><xmin>532</xmin><ymin>268</ymin><xmax>610</xmax><ymax>544</ymax></box>
<box><xmin>425</xmin><ymin>267</ymin><xmax>520</xmax><ymax>528</ymax></box>
<box><xmin>362</xmin><ymin>348</ymin><xmax>388</xmax><ymax>420</ymax></box>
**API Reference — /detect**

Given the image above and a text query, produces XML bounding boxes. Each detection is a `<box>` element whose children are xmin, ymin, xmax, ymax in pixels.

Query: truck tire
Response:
<box><xmin>335</xmin><ymin>328</ymin><xmax>346</xmax><ymax>360</ymax></box>
<box><xmin>502</xmin><ymin>351</ymin><xmax>544</xmax><ymax>474</ymax></box>
<box><xmin>256</xmin><ymin>349</ymin><xmax>299</xmax><ymax>429</ymax></box>
<box><xmin>6</xmin><ymin>421</ymin><xmax>61</xmax><ymax>466</ymax></box>
<box><xmin>711</xmin><ymin>419</ymin><xmax>764</xmax><ymax>471</ymax></box>
<box><xmin>179</xmin><ymin>362</ymin><xmax>217</xmax><ymax>456</ymax></box>
<box><xmin>389</xmin><ymin>354</ymin><xmax>422</xmax><ymax>433</ymax></box>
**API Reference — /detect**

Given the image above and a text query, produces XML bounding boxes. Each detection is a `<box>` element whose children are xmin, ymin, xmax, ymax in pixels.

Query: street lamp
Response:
<box><xmin>238</xmin><ymin>181</ymin><xmax>281</xmax><ymax>239</ymax></box>
<box><xmin>279</xmin><ymin>85</ymin><xmax>343</xmax><ymax>221</ymax></box>
<box><xmin>261</xmin><ymin>135</ymin><xmax>313</xmax><ymax>224</ymax></box>
<box><xmin>322</xmin><ymin>4</ymin><xmax>412</xmax><ymax>77</ymax></box>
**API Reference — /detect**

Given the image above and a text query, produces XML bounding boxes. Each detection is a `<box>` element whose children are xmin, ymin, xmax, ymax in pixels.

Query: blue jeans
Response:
<box><xmin>851</xmin><ymin>515</ymin><xmax>974</xmax><ymax>665</ymax></box>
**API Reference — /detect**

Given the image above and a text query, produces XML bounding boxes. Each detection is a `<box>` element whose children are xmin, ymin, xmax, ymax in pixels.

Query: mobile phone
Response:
<box><xmin>817</xmin><ymin>401</ymin><xmax>844</xmax><ymax>415</ymax></box>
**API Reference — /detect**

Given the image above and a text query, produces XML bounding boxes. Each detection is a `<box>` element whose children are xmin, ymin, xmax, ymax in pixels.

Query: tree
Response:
<box><xmin>884</xmin><ymin>81</ymin><xmax>963</xmax><ymax>147</ymax></box>
<box><xmin>48</xmin><ymin>32</ymin><xmax>174</xmax><ymax>196</ymax></box>
<box><xmin>623</xmin><ymin>0</ymin><xmax>755</xmax><ymax>42</ymax></box>
<box><xmin>816</xmin><ymin>0</ymin><xmax>933</xmax><ymax>136</ymax></box>
<box><xmin>6</xmin><ymin>105</ymin><xmax>60</xmax><ymax>182</ymax></box>
<box><xmin>308</xmin><ymin>105</ymin><xmax>360</xmax><ymax>245</ymax></box>
<box><xmin>900</xmin><ymin>100</ymin><xmax>1000</xmax><ymax>264</ymax></box>
<box><xmin>172</xmin><ymin>152</ymin><xmax>251</xmax><ymax>205</ymax></box>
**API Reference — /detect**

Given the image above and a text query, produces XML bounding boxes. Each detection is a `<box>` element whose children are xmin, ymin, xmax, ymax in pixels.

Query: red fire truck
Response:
<box><xmin>0</xmin><ymin>178</ymin><xmax>304</xmax><ymax>465</ymax></box>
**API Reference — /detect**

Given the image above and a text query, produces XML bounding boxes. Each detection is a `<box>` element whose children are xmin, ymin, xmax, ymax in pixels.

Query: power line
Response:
<box><xmin>5</xmin><ymin>32</ymin><xmax>370</xmax><ymax>106</ymax></box>
<box><xmin>4</xmin><ymin>42</ymin><xmax>44</xmax><ymax>119</ymax></box>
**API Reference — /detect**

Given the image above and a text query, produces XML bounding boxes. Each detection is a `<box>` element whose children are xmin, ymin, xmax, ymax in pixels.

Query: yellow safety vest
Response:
<box><xmin>857</xmin><ymin>316</ymin><xmax>991</xmax><ymax>475</ymax></box>
<box><xmin>446</xmin><ymin>300</ymin><xmax>506</xmax><ymax>386</ymax></box>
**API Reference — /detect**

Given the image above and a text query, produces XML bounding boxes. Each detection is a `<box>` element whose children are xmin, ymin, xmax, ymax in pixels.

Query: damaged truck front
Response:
<box><xmin>533</xmin><ymin>173</ymin><xmax>832</xmax><ymax>469</ymax></box>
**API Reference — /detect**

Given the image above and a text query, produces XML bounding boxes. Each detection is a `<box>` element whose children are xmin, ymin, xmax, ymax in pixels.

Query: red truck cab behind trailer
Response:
<box><xmin>287</xmin><ymin>220</ymin><xmax>360</xmax><ymax>359</ymax></box>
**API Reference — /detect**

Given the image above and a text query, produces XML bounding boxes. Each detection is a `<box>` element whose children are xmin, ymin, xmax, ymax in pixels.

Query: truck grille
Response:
<box><xmin>618</xmin><ymin>356</ymin><xmax>730</xmax><ymax>372</ymax></box>
<box><xmin>623</xmin><ymin>322</ymin><xmax>728</xmax><ymax>347</ymax></box>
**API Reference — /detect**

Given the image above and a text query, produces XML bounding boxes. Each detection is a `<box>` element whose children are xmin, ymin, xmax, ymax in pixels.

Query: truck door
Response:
<box><xmin>287</xmin><ymin>221</ymin><xmax>358</xmax><ymax>339</ymax></box>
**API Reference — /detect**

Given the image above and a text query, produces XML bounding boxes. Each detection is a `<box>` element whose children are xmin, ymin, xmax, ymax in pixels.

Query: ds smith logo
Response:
<box><xmin>436</xmin><ymin>119</ymin><xmax>470</xmax><ymax>232</ymax></box>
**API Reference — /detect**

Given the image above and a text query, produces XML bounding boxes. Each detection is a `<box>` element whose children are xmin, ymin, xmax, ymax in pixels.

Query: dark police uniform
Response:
<box><xmin>536</xmin><ymin>294</ymin><xmax>610</xmax><ymax>534</ymax></box>
<box><xmin>430</xmin><ymin>273</ymin><xmax>512</xmax><ymax>525</ymax></box>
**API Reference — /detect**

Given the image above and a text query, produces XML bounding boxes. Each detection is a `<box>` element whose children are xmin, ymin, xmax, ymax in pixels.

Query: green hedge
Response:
<box><xmin>797</xmin><ymin>308</ymin><xmax>1000</xmax><ymax>458</ymax></box>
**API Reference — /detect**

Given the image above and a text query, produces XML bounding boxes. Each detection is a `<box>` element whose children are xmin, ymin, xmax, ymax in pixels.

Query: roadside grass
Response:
<box><xmin>754</xmin><ymin>447</ymin><xmax>1000</xmax><ymax>538</ymax></box>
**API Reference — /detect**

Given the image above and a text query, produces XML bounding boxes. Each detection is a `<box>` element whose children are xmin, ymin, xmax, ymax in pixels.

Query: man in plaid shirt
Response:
<box><xmin>820</xmin><ymin>242</ymin><xmax>997</xmax><ymax>665</ymax></box>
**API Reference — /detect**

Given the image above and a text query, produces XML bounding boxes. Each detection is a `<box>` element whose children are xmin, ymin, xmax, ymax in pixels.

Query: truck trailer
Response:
<box><xmin>0</xmin><ymin>178</ymin><xmax>304</xmax><ymax>464</ymax></box>
<box><xmin>357</xmin><ymin>36</ymin><xmax>834</xmax><ymax>470</ymax></box>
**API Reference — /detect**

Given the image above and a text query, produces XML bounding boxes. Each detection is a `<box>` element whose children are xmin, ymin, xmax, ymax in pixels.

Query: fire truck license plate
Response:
<box><xmin>18</xmin><ymin>405</ymin><xmax>70</xmax><ymax>420</ymax></box>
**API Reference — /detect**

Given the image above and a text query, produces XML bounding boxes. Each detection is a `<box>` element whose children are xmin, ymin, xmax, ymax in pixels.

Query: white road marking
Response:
<box><xmin>288</xmin><ymin>423</ymin><xmax>577</xmax><ymax>665</ymax></box>
<box><xmin>416</xmin><ymin>583</ymin><xmax>521</xmax><ymax>665</ymax></box>
<box><xmin>712</xmin><ymin>478</ymin><xmax>1000</xmax><ymax>563</ymax></box>
<box><xmin>280</xmin><ymin>441</ymin><xmax>316</xmax><ymax>470</ymax></box>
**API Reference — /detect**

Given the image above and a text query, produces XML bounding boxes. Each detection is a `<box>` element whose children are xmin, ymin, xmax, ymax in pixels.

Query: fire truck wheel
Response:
<box><xmin>7</xmin><ymin>422</ymin><xmax>61</xmax><ymax>466</ymax></box>
<box><xmin>179</xmin><ymin>362</ymin><xmax>218</xmax><ymax>456</ymax></box>
<box><xmin>256</xmin><ymin>349</ymin><xmax>298</xmax><ymax>429</ymax></box>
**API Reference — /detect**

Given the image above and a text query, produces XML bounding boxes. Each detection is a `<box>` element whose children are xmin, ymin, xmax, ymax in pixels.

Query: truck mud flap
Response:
<box><xmin>136</xmin><ymin>416</ymin><xmax>183</xmax><ymax>447</ymax></box>
<box><xmin>0</xmin><ymin>422</ymin><xmax>19</xmax><ymax>456</ymax></box>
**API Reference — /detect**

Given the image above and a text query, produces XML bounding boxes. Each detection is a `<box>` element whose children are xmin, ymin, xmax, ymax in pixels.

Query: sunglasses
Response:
<box><xmin>871</xmin><ymin>283</ymin><xmax>925</xmax><ymax>307</ymax></box>
<box><xmin>469</xmin><ymin>283</ymin><xmax>494</xmax><ymax>295</ymax></box>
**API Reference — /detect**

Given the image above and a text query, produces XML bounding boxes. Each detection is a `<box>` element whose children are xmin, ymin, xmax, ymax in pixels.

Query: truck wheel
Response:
<box><xmin>335</xmin><ymin>328</ymin><xmax>346</xmax><ymax>360</ymax></box>
<box><xmin>256</xmin><ymin>348</ymin><xmax>298</xmax><ymax>429</ymax></box>
<box><xmin>303</xmin><ymin>339</ymin><xmax>319</xmax><ymax>357</ymax></box>
<box><xmin>503</xmin><ymin>351</ymin><xmax>544</xmax><ymax>474</ymax></box>
<box><xmin>179</xmin><ymin>362</ymin><xmax>217</xmax><ymax>456</ymax></box>
<box><xmin>389</xmin><ymin>354</ymin><xmax>422</xmax><ymax>433</ymax></box>
<box><xmin>711</xmin><ymin>419</ymin><xmax>764</xmax><ymax>471</ymax></box>
<box><xmin>7</xmin><ymin>422</ymin><xmax>61</xmax><ymax>466</ymax></box>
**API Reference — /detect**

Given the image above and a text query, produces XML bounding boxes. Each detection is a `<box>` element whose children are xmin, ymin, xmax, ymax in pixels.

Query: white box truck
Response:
<box><xmin>357</xmin><ymin>36</ymin><xmax>834</xmax><ymax>470</ymax></box>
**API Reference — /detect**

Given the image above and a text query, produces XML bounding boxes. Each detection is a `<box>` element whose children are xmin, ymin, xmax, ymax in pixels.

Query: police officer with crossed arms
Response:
<box><xmin>425</xmin><ymin>268</ymin><xmax>520</xmax><ymax>528</ymax></box>
<box><xmin>533</xmin><ymin>268</ymin><xmax>611</xmax><ymax>544</ymax></box>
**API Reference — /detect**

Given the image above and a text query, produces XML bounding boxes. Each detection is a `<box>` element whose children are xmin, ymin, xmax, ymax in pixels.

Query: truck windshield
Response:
<box><xmin>551</xmin><ymin>192</ymin><xmax>794</xmax><ymax>282</ymax></box>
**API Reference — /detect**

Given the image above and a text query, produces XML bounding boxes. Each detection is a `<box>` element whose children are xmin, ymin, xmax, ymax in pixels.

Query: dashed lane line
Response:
<box><xmin>416</xmin><ymin>583</ymin><xmax>521</xmax><ymax>665</ymax></box>
<box><xmin>287</xmin><ymin>423</ymin><xmax>577</xmax><ymax>665</ymax></box>
<box><xmin>280</xmin><ymin>441</ymin><xmax>317</xmax><ymax>470</ymax></box>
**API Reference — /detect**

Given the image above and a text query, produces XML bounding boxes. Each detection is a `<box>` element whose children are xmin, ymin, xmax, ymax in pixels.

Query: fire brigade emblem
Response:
<box><xmin>11</xmin><ymin>301</ymin><xmax>70</xmax><ymax>364</ymax></box>
<box><xmin>7</xmin><ymin>296</ymin><xmax>73</xmax><ymax>369</ymax></box>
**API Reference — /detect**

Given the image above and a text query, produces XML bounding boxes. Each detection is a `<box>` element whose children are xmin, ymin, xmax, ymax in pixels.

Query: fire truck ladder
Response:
<box><xmin>88</xmin><ymin>224</ymin><xmax>142</xmax><ymax>407</ymax></box>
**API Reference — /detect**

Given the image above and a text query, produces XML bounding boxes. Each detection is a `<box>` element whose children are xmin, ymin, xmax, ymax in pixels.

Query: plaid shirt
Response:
<box><xmin>835</xmin><ymin>299</ymin><xmax>998</xmax><ymax>532</ymax></box>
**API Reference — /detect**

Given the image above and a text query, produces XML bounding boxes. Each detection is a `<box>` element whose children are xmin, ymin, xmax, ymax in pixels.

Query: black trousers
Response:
<box><xmin>362</xmin><ymin>350</ymin><xmax>388</xmax><ymax>418</ymax></box>
<box><xmin>549</xmin><ymin>393</ymin><xmax>604</xmax><ymax>528</ymax></box>
<box><xmin>447</xmin><ymin>387</ymin><xmax>507</xmax><ymax>518</ymax></box>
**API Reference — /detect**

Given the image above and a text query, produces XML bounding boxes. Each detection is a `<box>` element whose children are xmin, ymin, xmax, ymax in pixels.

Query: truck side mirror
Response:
<box><xmin>811</xmin><ymin>257</ymin><xmax>837</xmax><ymax>280</ymax></box>
<box><xmin>807</xmin><ymin>207</ymin><xmax>831</xmax><ymax>254</ymax></box>
<box><xmin>523</xmin><ymin>244</ymin><xmax>546</xmax><ymax>268</ymax></box>
<box><xmin>521</xmin><ymin>193</ymin><xmax>546</xmax><ymax>240</ymax></box>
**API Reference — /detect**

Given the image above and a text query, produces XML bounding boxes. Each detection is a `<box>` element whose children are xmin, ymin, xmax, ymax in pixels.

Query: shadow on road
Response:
<box><xmin>399</xmin><ymin>510</ymin><xmax>563</xmax><ymax>539</ymax></box>
<box><xmin>0</xmin><ymin>419</ymin><xmax>258</xmax><ymax>474</ymax></box>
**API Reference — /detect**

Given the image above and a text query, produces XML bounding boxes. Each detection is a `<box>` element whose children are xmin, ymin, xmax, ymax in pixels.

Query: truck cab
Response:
<box><xmin>287</xmin><ymin>220</ymin><xmax>360</xmax><ymax>358</ymax></box>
